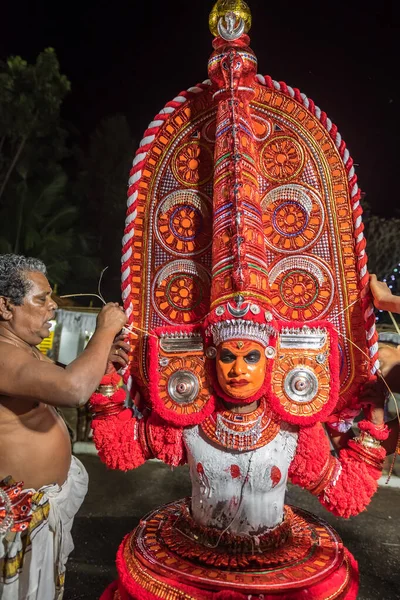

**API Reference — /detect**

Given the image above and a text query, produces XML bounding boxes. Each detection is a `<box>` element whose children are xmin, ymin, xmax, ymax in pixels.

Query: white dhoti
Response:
<box><xmin>0</xmin><ymin>456</ymin><xmax>88</xmax><ymax>600</ymax></box>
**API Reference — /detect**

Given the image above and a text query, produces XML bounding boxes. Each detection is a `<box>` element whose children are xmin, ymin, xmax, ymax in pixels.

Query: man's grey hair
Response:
<box><xmin>0</xmin><ymin>254</ymin><xmax>47</xmax><ymax>305</ymax></box>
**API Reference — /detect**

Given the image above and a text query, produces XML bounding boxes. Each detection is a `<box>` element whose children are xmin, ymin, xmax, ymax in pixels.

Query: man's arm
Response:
<box><xmin>370</xmin><ymin>274</ymin><xmax>400</xmax><ymax>313</ymax></box>
<box><xmin>0</xmin><ymin>303</ymin><xmax>127</xmax><ymax>407</ymax></box>
<box><xmin>383</xmin><ymin>418</ymin><xmax>399</xmax><ymax>455</ymax></box>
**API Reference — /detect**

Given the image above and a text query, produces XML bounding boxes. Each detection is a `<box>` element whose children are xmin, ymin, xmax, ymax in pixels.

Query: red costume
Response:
<box><xmin>89</xmin><ymin>2</ymin><xmax>388</xmax><ymax>598</ymax></box>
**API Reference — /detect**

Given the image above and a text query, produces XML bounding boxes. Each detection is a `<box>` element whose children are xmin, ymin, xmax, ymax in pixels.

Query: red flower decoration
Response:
<box><xmin>230</xmin><ymin>464</ymin><xmax>241</xmax><ymax>479</ymax></box>
<box><xmin>270</xmin><ymin>466</ymin><xmax>282</xmax><ymax>487</ymax></box>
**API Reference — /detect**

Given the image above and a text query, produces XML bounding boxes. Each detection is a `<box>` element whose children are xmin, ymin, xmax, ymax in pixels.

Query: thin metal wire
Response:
<box><xmin>173</xmin><ymin>451</ymin><xmax>256</xmax><ymax>549</ymax></box>
<box><xmin>388</xmin><ymin>311</ymin><xmax>400</xmax><ymax>335</ymax></box>
<box><xmin>59</xmin><ymin>293</ymin><xmax>106</xmax><ymax>304</ymax></box>
<box><xmin>97</xmin><ymin>267</ymin><xmax>108</xmax><ymax>305</ymax></box>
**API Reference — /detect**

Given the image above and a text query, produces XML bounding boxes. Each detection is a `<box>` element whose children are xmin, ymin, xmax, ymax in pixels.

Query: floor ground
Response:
<box><xmin>64</xmin><ymin>454</ymin><xmax>400</xmax><ymax>600</ymax></box>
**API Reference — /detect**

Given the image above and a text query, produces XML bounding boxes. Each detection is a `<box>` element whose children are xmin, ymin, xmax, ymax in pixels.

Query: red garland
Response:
<box><xmin>146</xmin><ymin>414</ymin><xmax>187</xmax><ymax>467</ymax></box>
<box><xmin>290</xmin><ymin>422</ymin><xmax>384</xmax><ymax>518</ymax></box>
<box><xmin>91</xmin><ymin>409</ymin><xmax>146</xmax><ymax>471</ymax></box>
<box><xmin>147</xmin><ymin>326</ymin><xmax>216</xmax><ymax>426</ymax></box>
<box><xmin>319</xmin><ymin>448</ymin><xmax>381</xmax><ymax>518</ymax></box>
<box><xmin>289</xmin><ymin>423</ymin><xmax>331</xmax><ymax>490</ymax></box>
<box><xmin>267</xmin><ymin>320</ymin><xmax>341</xmax><ymax>425</ymax></box>
<box><xmin>357</xmin><ymin>419</ymin><xmax>390</xmax><ymax>441</ymax></box>
<box><xmin>99</xmin><ymin>372</ymin><xmax>123</xmax><ymax>387</ymax></box>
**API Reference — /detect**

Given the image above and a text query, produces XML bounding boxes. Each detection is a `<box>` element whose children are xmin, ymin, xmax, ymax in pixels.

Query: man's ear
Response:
<box><xmin>0</xmin><ymin>296</ymin><xmax>14</xmax><ymax>321</ymax></box>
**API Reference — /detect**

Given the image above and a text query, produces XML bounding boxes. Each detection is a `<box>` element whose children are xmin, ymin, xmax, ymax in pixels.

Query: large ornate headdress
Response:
<box><xmin>121</xmin><ymin>0</ymin><xmax>378</xmax><ymax>426</ymax></box>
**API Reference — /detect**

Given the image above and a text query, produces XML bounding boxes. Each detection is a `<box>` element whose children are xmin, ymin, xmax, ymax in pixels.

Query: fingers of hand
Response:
<box><xmin>110</xmin><ymin>306</ymin><xmax>127</xmax><ymax>324</ymax></box>
<box><xmin>115</xmin><ymin>340</ymin><xmax>131</xmax><ymax>352</ymax></box>
<box><xmin>113</xmin><ymin>355</ymin><xmax>128</xmax><ymax>367</ymax></box>
<box><xmin>114</xmin><ymin>333</ymin><xmax>124</xmax><ymax>340</ymax></box>
<box><xmin>116</xmin><ymin>348</ymin><xmax>129</xmax><ymax>363</ymax></box>
<box><xmin>112</xmin><ymin>346</ymin><xmax>129</xmax><ymax>364</ymax></box>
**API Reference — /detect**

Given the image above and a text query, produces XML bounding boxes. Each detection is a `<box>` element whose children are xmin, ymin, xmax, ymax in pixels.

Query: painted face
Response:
<box><xmin>216</xmin><ymin>340</ymin><xmax>266</xmax><ymax>400</ymax></box>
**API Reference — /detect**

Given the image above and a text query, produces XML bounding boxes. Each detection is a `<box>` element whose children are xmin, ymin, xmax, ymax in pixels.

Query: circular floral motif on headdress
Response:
<box><xmin>268</xmin><ymin>256</ymin><xmax>334</xmax><ymax>321</ymax></box>
<box><xmin>172</xmin><ymin>141</ymin><xmax>214</xmax><ymax>187</ymax></box>
<box><xmin>261</xmin><ymin>185</ymin><xmax>324</xmax><ymax>253</ymax></box>
<box><xmin>273</xmin><ymin>355</ymin><xmax>330</xmax><ymax>418</ymax></box>
<box><xmin>155</xmin><ymin>190</ymin><xmax>212</xmax><ymax>256</ymax></box>
<box><xmin>152</xmin><ymin>260</ymin><xmax>210</xmax><ymax>325</ymax></box>
<box><xmin>260</xmin><ymin>136</ymin><xmax>304</xmax><ymax>182</ymax></box>
<box><xmin>158</xmin><ymin>356</ymin><xmax>212</xmax><ymax>418</ymax></box>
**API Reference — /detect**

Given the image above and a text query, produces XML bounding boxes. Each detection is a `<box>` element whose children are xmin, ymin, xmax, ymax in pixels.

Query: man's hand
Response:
<box><xmin>0</xmin><ymin>303</ymin><xmax>128</xmax><ymax>408</ymax></box>
<box><xmin>378</xmin><ymin>344</ymin><xmax>400</xmax><ymax>379</ymax></box>
<box><xmin>370</xmin><ymin>274</ymin><xmax>400</xmax><ymax>313</ymax></box>
<box><xmin>96</xmin><ymin>303</ymin><xmax>127</xmax><ymax>336</ymax></box>
<box><xmin>106</xmin><ymin>334</ymin><xmax>131</xmax><ymax>373</ymax></box>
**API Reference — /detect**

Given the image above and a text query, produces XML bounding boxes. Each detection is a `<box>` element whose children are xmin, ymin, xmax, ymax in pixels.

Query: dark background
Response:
<box><xmin>2</xmin><ymin>0</ymin><xmax>399</xmax><ymax>218</ymax></box>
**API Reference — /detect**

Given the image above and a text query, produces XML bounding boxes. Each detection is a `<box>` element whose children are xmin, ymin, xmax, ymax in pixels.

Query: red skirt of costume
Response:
<box><xmin>100</xmin><ymin>499</ymin><xmax>358</xmax><ymax>600</ymax></box>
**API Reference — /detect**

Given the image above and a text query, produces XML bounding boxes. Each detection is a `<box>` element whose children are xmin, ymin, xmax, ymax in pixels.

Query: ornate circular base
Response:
<box><xmin>113</xmin><ymin>499</ymin><xmax>358</xmax><ymax>599</ymax></box>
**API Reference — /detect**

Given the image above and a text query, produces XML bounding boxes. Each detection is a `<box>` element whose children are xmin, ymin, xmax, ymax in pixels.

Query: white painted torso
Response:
<box><xmin>183</xmin><ymin>423</ymin><xmax>298</xmax><ymax>535</ymax></box>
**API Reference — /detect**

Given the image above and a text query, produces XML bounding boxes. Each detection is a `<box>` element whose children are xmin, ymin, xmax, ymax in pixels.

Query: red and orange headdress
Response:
<box><xmin>121</xmin><ymin>0</ymin><xmax>377</xmax><ymax>426</ymax></box>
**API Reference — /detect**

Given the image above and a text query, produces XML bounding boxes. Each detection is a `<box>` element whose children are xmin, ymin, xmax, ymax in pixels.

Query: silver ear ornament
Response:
<box><xmin>206</xmin><ymin>346</ymin><xmax>217</xmax><ymax>359</ymax></box>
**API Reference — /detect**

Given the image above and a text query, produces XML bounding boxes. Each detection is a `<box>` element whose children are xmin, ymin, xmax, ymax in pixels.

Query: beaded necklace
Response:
<box><xmin>201</xmin><ymin>397</ymin><xmax>280</xmax><ymax>451</ymax></box>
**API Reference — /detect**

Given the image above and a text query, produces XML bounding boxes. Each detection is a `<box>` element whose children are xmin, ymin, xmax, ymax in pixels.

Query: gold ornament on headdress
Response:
<box><xmin>209</xmin><ymin>0</ymin><xmax>252</xmax><ymax>37</ymax></box>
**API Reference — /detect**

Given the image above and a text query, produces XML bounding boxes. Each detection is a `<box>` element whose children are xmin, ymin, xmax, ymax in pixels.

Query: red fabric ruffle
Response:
<box><xmin>92</xmin><ymin>409</ymin><xmax>146</xmax><ymax>471</ymax></box>
<box><xmin>113</xmin><ymin>534</ymin><xmax>359</xmax><ymax>599</ymax></box>
<box><xmin>290</xmin><ymin>422</ymin><xmax>383</xmax><ymax>518</ymax></box>
<box><xmin>289</xmin><ymin>423</ymin><xmax>331</xmax><ymax>488</ymax></box>
<box><xmin>147</xmin><ymin>415</ymin><xmax>187</xmax><ymax>467</ymax></box>
<box><xmin>320</xmin><ymin>448</ymin><xmax>381</xmax><ymax>518</ymax></box>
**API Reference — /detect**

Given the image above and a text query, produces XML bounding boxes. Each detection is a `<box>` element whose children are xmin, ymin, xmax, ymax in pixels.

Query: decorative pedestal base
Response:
<box><xmin>101</xmin><ymin>499</ymin><xmax>359</xmax><ymax>600</ymax></box>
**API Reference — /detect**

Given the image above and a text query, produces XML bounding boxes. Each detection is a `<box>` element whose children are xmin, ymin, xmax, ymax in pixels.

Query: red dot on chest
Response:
<box><xmin>270</xmin><ymin>466</ymin><xmax>282</xmax><ymax>487</ymax></box>
<box><xmin>230</xmin><ymin>464</ymin><xmax>241</xmax><ymax>479</ymax></box>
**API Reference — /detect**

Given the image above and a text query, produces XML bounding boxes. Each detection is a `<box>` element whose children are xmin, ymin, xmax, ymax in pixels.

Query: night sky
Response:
<box><xmin>2</xmin><ymin>0</ymin><xmax>399</xmax><ymax>217</ymax></box>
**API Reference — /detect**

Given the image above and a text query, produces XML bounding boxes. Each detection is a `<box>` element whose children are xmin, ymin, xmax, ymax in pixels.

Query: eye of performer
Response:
<box><xmin>219</xmin><ymin>349</ymin><xmax>236</xmax><ymax>363</ymax></box>
<box><xmin>244</xmin><ymin>350</ymin><xmax>261</xmax><ymax>364</ymax></box>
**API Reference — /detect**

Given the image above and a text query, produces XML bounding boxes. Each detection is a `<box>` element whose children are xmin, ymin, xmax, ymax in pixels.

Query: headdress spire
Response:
<box><xmin>209</xmin><ymin>0</ymin><xmax>252</xmax><ymax>39</ymax></box>
<box><xmin>205</xmin><ymin>0</ymin><xmax>273</xmax><ymax>346</ymax></box>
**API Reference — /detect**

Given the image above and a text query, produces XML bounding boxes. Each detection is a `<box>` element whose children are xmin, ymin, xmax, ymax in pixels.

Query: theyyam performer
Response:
<box><xmin>91</xmin><ymin>1</ymin><xmax>387</xmax><ymax>598</ymax></box>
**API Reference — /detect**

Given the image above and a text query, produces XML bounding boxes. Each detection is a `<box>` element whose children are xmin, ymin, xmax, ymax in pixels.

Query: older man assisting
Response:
<box><xmin>0</xmin><ymin>254</ymin><xmax>127</xmax><ymax>600</ymax></box>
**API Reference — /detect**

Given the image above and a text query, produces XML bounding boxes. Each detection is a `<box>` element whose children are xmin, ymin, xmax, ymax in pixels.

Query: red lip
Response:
<box><xmin>228</xmin><ymin>379</ymin><xmax>249</xmax><ymax>387</ymax></box>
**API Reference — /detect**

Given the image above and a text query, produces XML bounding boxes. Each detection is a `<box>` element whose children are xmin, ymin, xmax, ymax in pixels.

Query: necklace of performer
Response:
<box><xmin>201</xmin><ymin>397</ymin><xmax>280</xmax><ymax>451</ymax></box>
